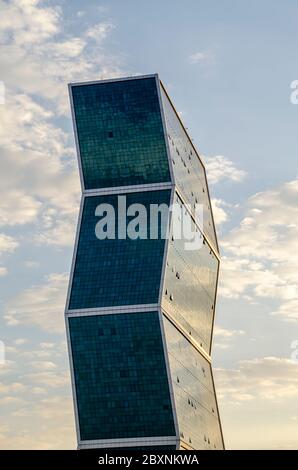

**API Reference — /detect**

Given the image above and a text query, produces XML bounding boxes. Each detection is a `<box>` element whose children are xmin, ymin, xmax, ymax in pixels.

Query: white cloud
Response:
<box><xmin>211</xmin><ymin>198</ymin><xmax>229</xmax><ymax>226</ymax></box>
<box><xmin>0</xmin><ymin>341</ymin><xmax>73</xmax><ymax>449</ymax></box>
<box><xmin>4</xmin><ymin>273</ymin><xmax>68</xmax><ymax>333</ymax></box>
<box><xmin>86</xmin><ymin>22</ymin><xmax>114</xmax><ymax>42</ymax></box>
<box><xmin>0</xmin><ymin>383</ymin><xmax>27</xmax><ymax>395</ymax></box>
<box><xmin>0</xmin><ymin>190</ymin><xmax>41</xmax><ymax>227</ymax></box>
<box><xmin>189</xmin><ymin>51</ymin><xmax>212</xmax><ymax>64</ymax></box>
<box><xmin>0</xmin><ymin>0</ymin><xmax>124</xmax><ymax>248</ymax></box>
<box><xmin>0</xmin><ymin>1</ymin><xmax>122</xmax><ymax>114</ymax></box>
<box><xmin>30</xmin><ymin>361</ymin><xmax>57</xmax><ymax>371</ymax></box>
<box><xmin>0</xmin><ymin>361</ymin><xmax>15</xmax><ymax>377</ymax></box>
<box><xmin>214</xmin><ymin>326</ymin><xmax>245</xmax><ymax>338</ymax></box>
<box><xmin>39</xmin><ymin>342</ymin><xmax>55</xmax><ymax>349</ymax></box>
<box><xmin>213</xmin><ymin>326</ymin><xmax>246</xmax><ymax>350</ymax></box>
<box><xmin>220</xmin><ymin>178</ymin><xmax>298</xmax><ymax>322</ymax></box>
<box><xmin>0</xmin><ymin>92</ymin><xmax>80</xmax><ymax>242</ymax></box>
<box><xmin>0</xmin><ymin>392</ymin><xmax>75</xmax><ymax>449</ymax></box>
<box><xmin>0</xmin><ymin>397</ymin><xmax>25</xmax><ymax>406</ymax></box>
<box><xmin>0</xmin><ymin>234</ymin><xmax>18</xmax><ymax>254</ymax></box>
<box><xmin>47</xmin><ymin>38</ymin><xmax>86</xmax><ymax>58</ymax></box>
<box><xmin>25</xmin><ymin>371</ymin><xmax>70</xmax><ymax>389</ymax></box>
<box><xmin>203</xmin><ymin>155</ymin><xmax>246</xmax><ymax>185</ymax></box>
<box><xmin>215</xmin><ymin>356</ymin><xmax>298</xmax><ymax>403</ymax></box>
<box><xmin>218</xmin><ymin>256</ymin><xmax>282</xmax><ymax>299</ymax></box>
<box><xmin>24</xmin><ymin>261</ymin><xmax>40</xmax><ymax>269</ymax></box>
<box><xmin>0</xmin><ymin>0</ymin><xmax>60</xmax><ymax>47</ymax></box>
<box><xmin>0</xmin><ymin>235</ymin><xmax>18</xmax><ymax>273</ymax></box>
<box><xmin>223</xmin><ymin>179</ymin><xmax>298</xmax><ymax>263</ymax></box>
<box><xmin>214</xmin><ymin>357</ymin><xmax>298</xmax><ymax>449</ymax></box>
<box><xmin>272</xmin><ymin>299</ymin><xmax>298</xmax><ymax>322</ymax></box>
<box><xmin>13</xmin><ymin>339</ymin><xmax>28</xmax><ymax>346</ymax></box>
<box><xmin>22</xmin><ymin>350</ymin><xmax>52</xmax><ymax>359</ymax></box>
<box><xmin>31</xmin><ymin>387</ymin><xmax>47</xmax><ymax>395</ymax></box>
<box><xmin>33</xmin><ymin>210</ymin><xmax>78</xmax><ymax>247</ymax></box>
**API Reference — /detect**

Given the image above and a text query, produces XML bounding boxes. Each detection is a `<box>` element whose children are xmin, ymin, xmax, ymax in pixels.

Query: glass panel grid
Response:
<box><xmin>162</xmin><ymin>193</ymin><xmax>218</xmax><ymax>352</ymax></box>
<box><xmin>160</xmin><ymin>86</ymin><xmax>218</xmax><ymax>250</ymax></box>
<box><xmin>72</xmin><ymin>78</ymin><xmax>171</xmax><ymax>189</ymax></box>
<box><xmin>163</xmin><ymin>316</ymin><xmax>224</xmax><ymax>450</ymax></box>
<box><xmin>69</xmin><ymin>311</ymin><xmax>176</xmax><ymax>441</ymax></box>
<box><xmin>69</xmin><ymin>190</ymin><xmax>171</xmax><ymax>310</ymax></box>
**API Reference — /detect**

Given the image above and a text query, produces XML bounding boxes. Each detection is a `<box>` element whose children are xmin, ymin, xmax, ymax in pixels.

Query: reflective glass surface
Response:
<box><xmin>162</xmin><ymin>316</ymin><xmax>224</xmax><ymax>450</ymax></box>
<box><xmin>71</xmin><ymin>77</ymin><xmax>171</xmax><ymax>189</ymax></box>
<box><xmin>162</xmin><ymin>193</ymin><xmax>218</xmax><ymax>354</ymax></box>
<box><xmin>160</xmin><ymin>85</ymin><xmax>218</xmax><ymax>251</ymax></box>
<box><xmin>69</xmin><ymin>190</ymin><xmax>171</xmax><ymax>310</ymax></box>
<box><xmin>67</xmin><ymin>76</ymin><xmax>223</xmax><ymax>450</ymax></box>
<box><xmin>69</xmin><ymin>311</ymin><xmax>176</xmax><ymax>441</ymax></box>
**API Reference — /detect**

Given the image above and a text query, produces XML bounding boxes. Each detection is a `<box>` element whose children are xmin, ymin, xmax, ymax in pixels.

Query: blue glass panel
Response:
<box><xmin>160</xmin><ymin>85</ymin><xmax>218</xmax><ymax>252</ymax></box>
<box><xmin>69</xmin><ymin>312</ymin><xmax>176</xmax><ymax>441</ymax></box>
<box><xmin>162</xmin><ymin>193</ymin><xmax>218</xmax><ymax>354</ymax></box>
<box><xmin>162</xmin><ymin>316</ymin><xmax>224</xmax><ymax>450</ymax></box>
<box><xmin>71</xmin><ymin>77</ymin><xmax>171</xmax><ymax>189</ymax></box>
<box><xmin>69</xmin><ymin>190</ymin><xmax>171</xmax><ymax>310</ymax></box>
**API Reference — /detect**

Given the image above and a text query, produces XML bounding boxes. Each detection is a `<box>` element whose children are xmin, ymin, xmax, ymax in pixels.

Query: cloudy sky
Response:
<box><xmin>0</xmin><ymin>0</ymin><xmax>298</xmax><ymax>449</ymax></box>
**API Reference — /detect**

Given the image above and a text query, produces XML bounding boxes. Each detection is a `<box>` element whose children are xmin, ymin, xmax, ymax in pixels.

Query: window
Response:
<box><xmin>72</xmin><ymin>77</ymin><xmax>171</xmax><ymax>190</ymax></box>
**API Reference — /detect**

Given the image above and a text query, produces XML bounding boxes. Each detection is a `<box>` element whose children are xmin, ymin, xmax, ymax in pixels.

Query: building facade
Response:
<box><xmin>65</xmin><ymin>75</ymin><xmax>224</xmax><ymax>450</ymax></box>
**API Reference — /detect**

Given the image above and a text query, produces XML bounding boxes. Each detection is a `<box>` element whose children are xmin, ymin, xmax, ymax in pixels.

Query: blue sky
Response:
<box><xmin>0</xmin><ymin>0</ymin><xmax>298</xmax><ymax>449</ymax></box>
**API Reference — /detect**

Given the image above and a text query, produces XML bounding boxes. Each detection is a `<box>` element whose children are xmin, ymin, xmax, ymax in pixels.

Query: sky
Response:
<box><xmin>0</xmin><ymin>0</ymin><xmax>298</xmax><ymax>449</ymax></box>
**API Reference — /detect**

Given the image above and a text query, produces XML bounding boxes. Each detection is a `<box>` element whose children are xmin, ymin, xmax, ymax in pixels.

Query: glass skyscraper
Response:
<box><xmin>65</xmin><ymin>75</ymin><xmax>224</xmax><ymax>450</ymax></box>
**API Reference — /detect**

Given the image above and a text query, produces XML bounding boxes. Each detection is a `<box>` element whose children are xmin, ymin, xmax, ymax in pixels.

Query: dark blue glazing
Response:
<box><xmin>69</xmin><ymin>190</ymin><xmax>171</xmax><ymax>310</ymax></box>
<box><xmin>69</xmin><ymin>312</ymin><xmax>176</xmax><ymax>441</ymax></box>
<box><xmin>71</xmin><ymin>77</ymin><xmax>171</xmax><ymax>189</ymax></box>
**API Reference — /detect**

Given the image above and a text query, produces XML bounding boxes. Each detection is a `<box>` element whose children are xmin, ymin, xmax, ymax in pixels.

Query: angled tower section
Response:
<box><xmin>159</xmin><ymin>84</ymin><xmax>223</xmax><ymax>450</ymax></box>
<box><xmin>66</xmin><ymin>74</ymin><xmax>224</xmax><ymax>450</ymax></box>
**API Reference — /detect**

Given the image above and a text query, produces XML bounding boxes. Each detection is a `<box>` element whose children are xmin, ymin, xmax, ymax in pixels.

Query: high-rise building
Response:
<box><xmin>65</xmin><ymin>74</ymin><xmax>224</xmax><ymax>450</ymax></box>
